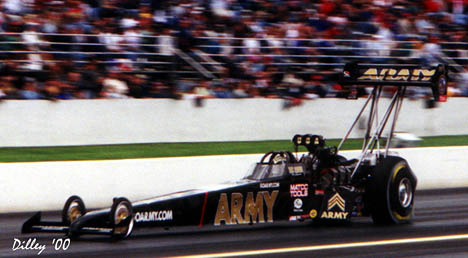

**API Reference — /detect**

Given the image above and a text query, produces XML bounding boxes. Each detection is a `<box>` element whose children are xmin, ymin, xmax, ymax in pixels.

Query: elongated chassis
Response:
<box><xmin>22</xmin><ymin>152</ymin><xmax>367</xmax><ymax>239</ymax></box>
<box><xmin>22</xmin><ymin>63</ymin><xmax>446</xmax><ymax>239</ymax></box>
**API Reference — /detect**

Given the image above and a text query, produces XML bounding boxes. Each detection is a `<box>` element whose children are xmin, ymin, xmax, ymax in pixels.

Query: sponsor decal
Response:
<box><xmin>321</xmin><ymin>211</ymin><xmax>349</xmax><ymax>219</ymax></box>
<box><xmin>293</xmin><ymin>198</ymin><xmax>303</xmax><ymax>212</ymax></box>
<box><xmin>135</xmin><ymin>210</ymin><xmax>173</xmax><ymax>222</ymax></box>
<box><xmin>289</xmin><ymin>215</ymin><xmax>309</xmax><ymax>221</ymax></box>
<box><xmin>288</xmin><ymin>165</ymin><xmax>304</xmax><ymax>174</ymax></box>
<box><xmin>328</xmin><ymin>193</ymin><xmax>345</xmax><ymax>211</ymax></box>
<box><xmin>290</xmin><ymin>184</ymin><xmax>308</xmax><ymax>197</ymax></box>
<box><xmin>309</xmin><ymin>209</ymin><xmax>318</xmax><ymax>219</ymax></box>
<box><xmin>289</xmin><ymin>215</ymin><xmax>302</xmax><ymax>221</ymax></box>
<box><xmin>358</xmin><ymin>68</ymin><xmax>436</xmax><ymax>81</ymax></box>
<box><xmin>320</xmin><ymin>193</ymin><xmax>348</xmax><ymax>220</ymax></box>
<box><xmin>294</xmin><ymin>198</ymin><xmax>303</xmax><ymax>209</ymax></box>
<box><xmin>214</xmin><ymin>190</ymin><xmax>278</xmax><ymax>226</ymax></box>
<box><xmin>260</xmin><ymin>182</ymin><xmax>280</xmax><ymax>189</ymax></box>
<box><xmin>315</xmin><ymin>189</ymin><xmax>324</xmax><ymax>195</ymax></box>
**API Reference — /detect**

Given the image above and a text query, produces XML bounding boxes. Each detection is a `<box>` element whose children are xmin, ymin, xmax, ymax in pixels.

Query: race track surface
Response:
<box><xmin>1</xmin><ymin>188</ymin><xmax>468</xmax><ymax>258</ymax></box>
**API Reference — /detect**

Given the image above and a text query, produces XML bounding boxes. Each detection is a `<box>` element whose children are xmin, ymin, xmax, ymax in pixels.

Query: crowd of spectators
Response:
<box><xmin>1</xmin><ymin>0</ymin><xmax>468</xmax><ymax>101</ymax></box>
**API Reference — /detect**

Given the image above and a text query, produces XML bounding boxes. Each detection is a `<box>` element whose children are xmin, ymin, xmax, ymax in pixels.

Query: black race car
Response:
<box><xmin>22</xmin><ymin>62</ymin><xmax>448</xmax><ymax>239</ymax></box>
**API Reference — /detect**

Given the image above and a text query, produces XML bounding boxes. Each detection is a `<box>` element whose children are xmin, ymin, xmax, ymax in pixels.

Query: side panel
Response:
<box><xmin>203</xmin><ymin>184</ymin><xmax>282</xmax><ymax>226</ymax></box>
<box><xmin>201</xmin><ymin>180</ymin><xmax>328</xmax><ymax>226</ymax></box>
<box><xmin>132</xmin><ymin>192</ymin><xmax>206</xmax><ymax>228</ymax></box>
<box><xmin>129</xmin><ymin>180</ymin><xmax>362</xmax><ymax>229</ymax></box>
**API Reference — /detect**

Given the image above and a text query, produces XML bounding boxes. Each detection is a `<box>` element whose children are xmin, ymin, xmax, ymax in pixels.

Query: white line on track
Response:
<box><xmin>171</xmin><ymin>233</ymin><xmax>468</xmax><ymax>258</ymax></box>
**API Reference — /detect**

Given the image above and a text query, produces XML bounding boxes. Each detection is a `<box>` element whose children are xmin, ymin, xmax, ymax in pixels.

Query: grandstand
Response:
<box><xmin>0</xmin><ymin>0</ymin><xmax>467</xmax><ymax>99</ymax></box>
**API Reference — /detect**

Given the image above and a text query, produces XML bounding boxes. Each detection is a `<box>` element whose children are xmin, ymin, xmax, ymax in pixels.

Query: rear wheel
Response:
<box><xmin>369</xmin><ymin>156</ymin><xmax>417</xmax><ymax>224</ymax></box>
<box><xmin>110</xmin><ymin>197</ymin><xmax>134</xmax><ymax>240</ymax></box>
<box><xmin>62</xmin><ymin>195</ymin><xmax>86</xmax><ymax>225</ymax></box>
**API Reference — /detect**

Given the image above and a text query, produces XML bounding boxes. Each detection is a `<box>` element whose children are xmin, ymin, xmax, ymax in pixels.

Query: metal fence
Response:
<box><xmin>1</xmin><ymin>32</ymin><xmax>467</xmax><ymax>80</ymax></box>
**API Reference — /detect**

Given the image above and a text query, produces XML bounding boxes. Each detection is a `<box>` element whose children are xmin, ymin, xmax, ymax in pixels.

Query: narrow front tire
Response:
<box><xmin>62</xmin><ymin>195</ymin><xmax>86</xmax><ymax>225</ymax></box>
<box><xmin>110</xmin><ymin>197</ymin><xmax>134</xmax><ymax>240</ymax></box>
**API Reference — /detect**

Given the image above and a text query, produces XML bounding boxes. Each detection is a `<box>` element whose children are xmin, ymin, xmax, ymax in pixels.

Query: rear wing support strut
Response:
<box><xmin>347</xmin><ymin>86</ymin><xmax>406</xmax><ymax>179</ymax></box>
<box><xmin>336</xmin><ymin>93</ymin><xmax>372</xmax><ymax>152</ymax></box>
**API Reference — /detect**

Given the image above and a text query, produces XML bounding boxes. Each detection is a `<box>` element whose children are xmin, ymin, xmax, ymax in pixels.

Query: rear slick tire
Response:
<box><xmin>369</xmin><ymin>156</ymin><xmax>417</xmax><ymax>225</ymax></box>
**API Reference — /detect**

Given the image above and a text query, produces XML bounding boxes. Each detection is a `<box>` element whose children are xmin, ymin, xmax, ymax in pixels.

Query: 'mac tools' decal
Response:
<box><xmin>214</xmin><ymin>191</ymin><xmax>278</xmax><ymax>226</ymax></box>
<box><xmin>358</xmin><ymin>68</ymin><xmax>436</xmax><ymax>81</ymax></box>
<box><xmin>290</xmin><ymin>184</ymin><xmax>308</xmax><ymax>197</ymax></box>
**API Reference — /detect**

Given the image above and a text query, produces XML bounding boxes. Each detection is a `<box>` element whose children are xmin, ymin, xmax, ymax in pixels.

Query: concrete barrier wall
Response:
<box><xmin>1</xmin><ymin>146</ymin><xmax>467</xmax><ymax>213</ymax></box>
<box><xmin>0</xmin><ymin>98</ymin><xmax>466</xmax><ymax>147</ymax></box>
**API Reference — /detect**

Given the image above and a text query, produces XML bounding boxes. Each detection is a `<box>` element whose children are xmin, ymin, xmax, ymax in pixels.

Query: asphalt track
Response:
<box><xmin>1</xmin><ymin>188</ymin><xmax>468</xmax><ymax>258</ymax></box>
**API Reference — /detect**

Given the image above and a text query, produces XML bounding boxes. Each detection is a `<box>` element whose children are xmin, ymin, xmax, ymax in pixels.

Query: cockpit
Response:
<box><xmin>243</xmin><ymin>151</ymin><xmax>299</xmax><ymax>180</ymax></box>
<box><xmin>243</xmin><ymin>135</ymin><xmax>339</xmax><ymax>181</ymax></box>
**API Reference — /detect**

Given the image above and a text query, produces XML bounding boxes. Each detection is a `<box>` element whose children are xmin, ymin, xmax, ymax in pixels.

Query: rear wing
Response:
<box><xmin>339</xmin><ymin>63</ymin><xmax>448</xmax><ymax>102</ymax></box>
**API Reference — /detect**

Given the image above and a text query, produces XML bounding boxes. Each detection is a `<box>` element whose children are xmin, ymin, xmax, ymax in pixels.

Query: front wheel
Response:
<box><xmin>110</xmin><ymin>197</ymin><xmax>134</xmax><ymax>240</ymax></box>
<box><xmin>62</xmin><ymin>195</ymin><xmax>86</xmax><ymax>225</ymax></box>
<box><xmin>368</xmin><ymin>156</ymin><xmax>417</xmax><ymax>224</ymax></box>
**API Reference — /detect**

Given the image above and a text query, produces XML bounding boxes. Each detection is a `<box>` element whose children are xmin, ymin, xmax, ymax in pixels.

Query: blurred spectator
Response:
<box><xmin>243</xmin><ymin>32</ymin><xmax>261</xmax><ymax>55</ymax></box>
<box><xmin>304</xmin><ymin>76</ymin><xmax>326</xmax><ymax>98</ymax></box>
<box><xmin>99</xmin><ymin>26</ymin><xmax>123</xmax><ymax>53</ymax></box>
<box><xmin>42</xmin><ymin>78</ymin><xmax>62</xmax><ymax>100</ymax></box>
<box><xmin>4</xmin><ymin>0</ymin><xmax>28</xmax><ymax>15</ymax></box>
<box><xmin>102</xmin><ymin>71</ymin><xmax>129</xmax><ymax>98</ymax></box>
<box><xmin>176</xmin><ymin>18</ymin><xmax>195</xmax><ymax>53</ymax></box>
<box><xmin>211</xmin><ymin>0</ymin><xmax>235</xmax><ymax>18</ymax></box>
<box><xmin>396</xmin><ymin>13</ymin><xmax>417</xmax><ymax>35</ymax></box>
<box><xmin>123</xmin><ymin>25</ymin><xmax>144</xmax><ymax>63</ymax></box>
<box><xmin>411</xmin><ymin>34</ymin><xmax>444</xmax><ymax>65</ymax></box>
<box><xmin>457</xmin><ymin>66</ymin><xmax>468</xmax><ymax>97</ymax></box>
<box><xmin>158</xmin><ymin>27</ymin><xmax>175</xmax><ymax>55</ymax></box>
<box><xmin>363</xmin><ymin>34</ymin><xmax>388</xmax><ymax>62</ymax></box>
<box><xmin>193</xmin><ymin>80</ymin><xmax>212</xmax><ymax>98</ymax></box>
<box><xmin>19</xmin><ymin>78</ymin><xmax>43</xmax><ymax>99</ymax></box>
<box><xmin>127</xmin><ymin>74</ymin><xmax>149</xmax><ymax>98</ymax></box>
<box><xmin>415</xmin><ymin>13</ymin><xmax>436</xmax><ymax>34</ymax></box>
<box><xmin>22</xmin><ymin>21</ymin><xmax>47</xmax><ymax>49</ymax></box>
<box><xmin>148</xmin><ymin>81</ymin><xmax>172</xmax><ymax>98</ymax></box>
<box><xmin>67</xmin><ymin>26</ymin><xmax>89</xmax><ymax>61</ymax></box>
<box><xmin>79</xmin><ymin>61</ymin><xmax>102</xmax><ymax>98</ymax></box>
<box><xmin>211</xmin><ymin>80</ymin><xmax>233</xmax><ymax>98</ymax></box>
<box><xmin>232</xmin><ymin>80</ymin><xmax>251</xmax><ymax>98</ymax></box>
<box><xmin>0</xmin><ymin>75</ymin><xmax>19</xmax><ymax>99</ymax></box>
<box><xmin>63</xmin><ymin>71</ymin><xmax>86</xmax><ymax>98</ymax></box>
